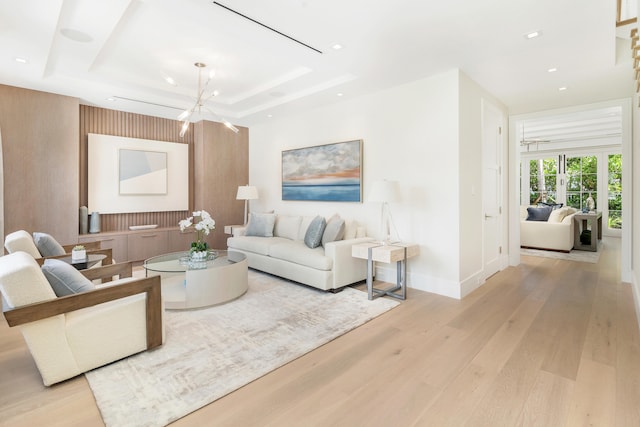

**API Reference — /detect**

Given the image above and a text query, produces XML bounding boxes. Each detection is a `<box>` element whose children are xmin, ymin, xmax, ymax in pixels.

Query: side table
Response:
<box><xmin>224</xmin><ymin>225</ymin><xmax>246</xmax><ymax>235</ymax></box>
<box><xmin>352</xmin><ymin>242</ymin><xmax>419</xmax><ymax>300</ymax></box>
<box><xmin>573</xmin><ymin>211</ymin><xmax>602</xmax><ymax>252</ymax></box>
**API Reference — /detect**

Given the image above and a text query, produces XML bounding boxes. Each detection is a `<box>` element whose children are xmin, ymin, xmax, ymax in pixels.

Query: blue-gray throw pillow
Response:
<box><xmin>322</xmin><ymin>214</ymin><xmax>345</xmax><ymax>247</ymax></box>
<box><xmin>245</xmin><ymin>213</ymin><xmax>276</xmax><ymax>237</ymax></box>
<box><xmin>41</xmin><ymin>259</ymin><xmax>95</xmax><ymax>297</ymax></box>
<box><xmin>526</xmin><ymin>206</ymin><xmax>552</xmax><ymax>221</ymax></box>
<box><xmin>33</xmin><ymin>232</ymin><xmax>66</xmax><ymax>257</ymax></box>
<box><xmin>304</xmin><ymin>216</ymin><xmax>326</xmax><ymax>248</ymax></box>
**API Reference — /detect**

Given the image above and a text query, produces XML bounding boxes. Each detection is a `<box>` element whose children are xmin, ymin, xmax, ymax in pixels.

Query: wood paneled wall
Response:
<box><xmin>79</xmin><ymin>106</ymin><xmax>194</xmax><ymax>232</ymax></box>
<box><xmin>194</xmin><ymin>120</ymin><xmax>249</xmax><ymax>249</ymax></box>
<box><xmin>0</xmin><ymin>85</ymin><xmax>79</xmax><ymax>244</ymax></box>
<box><xmin>79</xmin><ymin>106</ymin><xmax>249</xmax><ymax>246</ymax></box>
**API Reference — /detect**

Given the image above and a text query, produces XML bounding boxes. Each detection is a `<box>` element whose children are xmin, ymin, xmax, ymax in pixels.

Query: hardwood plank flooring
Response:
<box><xmin>1</xmin><ymin>237</ymin><xmax>639</xmax><ymax>426</ymax></box>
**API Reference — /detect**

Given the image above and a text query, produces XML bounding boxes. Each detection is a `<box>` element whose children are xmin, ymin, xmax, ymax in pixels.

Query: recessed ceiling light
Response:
<box><xmin>548</xmin><ymin>67</ymin><xmax>557</xmax><ymax>73</ymax></box>
<box><xmin>525</xmin><ymin>30</ymin><xmax>542</xmax><ymax>39</ymax></box>
<box><xmin>60</xmin><ymin>28</ymin><xmax>93</xmax><ymax>43</ymax></box>
<box><xmin>164</xmin><ymin>76</ymin><xmax>176</xmax><ymax>86</ymax></box>
<box><xmin>14</xmin><ymin>57</ymin><xmax>28</xmax><ymax>64</ymax></box>
<box><xmin>337</xmin><ymin>93</ymin><xmax>343</xmax><ymax>97</ymax></box>
<box><xmin>332</xmin><ymin>44</ymin><xmax>343</xmax><ymax>50</ymax></box>
<box><xmin>267</xmin><ymin>114</ymin><xmax>273</xmax><ymax>118</ymax></box>
<box><xmin>558</xmin><ymin>86</ymin><xmax>567</xmax><ymax>91</ymax></box>
<box><xmin>106</xmin><ymin>97</ymin><xmax>116</xmax><ymax>101</ymax></box>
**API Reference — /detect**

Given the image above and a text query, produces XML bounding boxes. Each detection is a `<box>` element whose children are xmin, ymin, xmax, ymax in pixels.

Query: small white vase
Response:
<box><xmin>72</xmin><ymin>249</ymin><xmax>86</xmax><ymax>261</ymax></box>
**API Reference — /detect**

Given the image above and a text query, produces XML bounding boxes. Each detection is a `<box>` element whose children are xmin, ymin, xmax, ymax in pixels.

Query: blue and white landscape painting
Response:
<box><xmin>282</xmin><ymin>140</ymin><xmax>362</xmax><ymax>202</ymax></box>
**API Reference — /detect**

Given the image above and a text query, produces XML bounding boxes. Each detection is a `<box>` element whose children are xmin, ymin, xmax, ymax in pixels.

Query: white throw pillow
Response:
<box><xmin>274</xmin><ymin>215</ymin><xmax>302</xmax><ymax>240</ymax></box>
<box><xmin>548</xmin><ymin>206</ymin><xmax>569</xmax><ymax>223</ymax></box>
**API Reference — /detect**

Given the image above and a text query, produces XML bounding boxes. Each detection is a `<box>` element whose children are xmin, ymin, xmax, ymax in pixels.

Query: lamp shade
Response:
<box><xmin>368</xmin><ymin>180</ymin><xmax>400</xmax><ymax>203</ymax></box>
<box><xmin>236</xmin><ymin>185</ymin><xmax>258</xmax><ymax>200</ymax></box>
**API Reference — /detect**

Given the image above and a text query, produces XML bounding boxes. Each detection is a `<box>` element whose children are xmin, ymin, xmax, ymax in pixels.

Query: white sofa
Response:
<box><xmin>0</xmin><ymin>251</ymin><xmax>164</xmax><ymax>386</ymax></box>
<box><xmin>227</xmin><ymin>213</ymin><xmax>374</xmax><ymax>291</ymax></box>
<box><xmin>520</xmin><ymin>205</ymin><xmax>578</xmax><ymax>252</ymax></box>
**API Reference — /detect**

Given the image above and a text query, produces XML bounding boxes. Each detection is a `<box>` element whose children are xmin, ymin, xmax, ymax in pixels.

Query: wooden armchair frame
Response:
<box><xmin>3</xmin><ymin>262</ymin><xmax>162</xmax><ymax>350</ymax></box>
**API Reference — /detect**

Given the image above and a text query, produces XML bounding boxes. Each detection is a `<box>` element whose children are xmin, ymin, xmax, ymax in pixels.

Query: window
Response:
<box><xmin>566</xmin><ymin>155</ymin><xmax>597</xmax><ymax>210</ymax></box>
<box><xmin>528</xmin><ymin>158</ymin><xmax>557</xmax><ymax>204</ymax></box>
<box><xmin>608</xmin><ymin>154</ymin><xmax>622</xmax><ymax>230</ymax></box>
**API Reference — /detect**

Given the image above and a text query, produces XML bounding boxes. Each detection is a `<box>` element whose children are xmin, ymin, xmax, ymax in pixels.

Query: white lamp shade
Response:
<box><xmin>236</xmin><ymin>185</ymin><xmax>258</xmax><ymax>200</ymax></box>
<box><xmin>368</xmin><ymin>180</ymin><xmax>400</xmax><ymax>203</ymax></box>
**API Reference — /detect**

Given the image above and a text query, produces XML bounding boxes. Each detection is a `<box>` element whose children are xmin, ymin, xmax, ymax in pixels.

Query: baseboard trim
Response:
<box><xmin>374</xmin><ymin>265</ymin><xmax>489</xmax><ymax>300</ymax></box>
<box><xmin>632</xmin><ymin>272</ymin><xmax>640</xmax><ymax>331</ymax></box>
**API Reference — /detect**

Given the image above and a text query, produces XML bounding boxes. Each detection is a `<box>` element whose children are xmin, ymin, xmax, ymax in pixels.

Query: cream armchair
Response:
<box><xmin>0</xmin><ymin>251</ymin><xmax>163</xmax><ymax>386</ymax></box>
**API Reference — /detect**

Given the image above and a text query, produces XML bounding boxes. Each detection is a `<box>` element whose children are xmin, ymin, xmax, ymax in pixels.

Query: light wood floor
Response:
<box><xmin>1</xmin><ymin>237</ymin><xmax>639</xmax><ymax>426</ymax></box>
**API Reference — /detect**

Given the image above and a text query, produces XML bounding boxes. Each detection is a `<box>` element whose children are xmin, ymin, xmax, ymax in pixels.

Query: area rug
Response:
<box><xmin>520</xmin><ymin>242</ymin><xmax>603</xmax><ymax>263</ymax></box>
<box><xmin>85</xmin><ymin>270</ymin><xmax>399</xmax><ymax>427</ymax></box>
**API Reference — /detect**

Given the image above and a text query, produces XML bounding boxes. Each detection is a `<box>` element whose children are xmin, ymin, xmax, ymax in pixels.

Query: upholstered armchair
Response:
<box><xmin>0</xmin><ymin>251</ymin><xmax>163</xmax><ymax>386</ymax></box>
<box><xmin>4</xmin><ymin>230</ymin><xmax>113</xmax><ymax>266</ymax></box>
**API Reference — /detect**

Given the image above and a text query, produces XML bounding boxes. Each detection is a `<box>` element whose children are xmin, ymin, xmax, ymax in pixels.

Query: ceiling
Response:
<box><xmin>0</xmin><ymin>0</ymin><xmax>634</xmax><ymax>128</ymax></box>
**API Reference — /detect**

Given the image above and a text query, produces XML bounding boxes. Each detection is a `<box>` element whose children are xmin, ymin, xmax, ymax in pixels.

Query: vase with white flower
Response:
<box><xmin>179</xmin><ymin>210</ymin><xmax>215</xmax><ymax>268</ymax></box>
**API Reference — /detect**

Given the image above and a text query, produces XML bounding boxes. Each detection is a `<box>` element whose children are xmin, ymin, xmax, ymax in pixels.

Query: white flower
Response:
<box><xmin>179</xmin><ymin>210</ymin><xmax>215</xmax><ymax>236</ymax></box>
<box><xmin>179</xmin><ymin>218</ymin><xmax>193</xmax><ymax>231</ymax></box>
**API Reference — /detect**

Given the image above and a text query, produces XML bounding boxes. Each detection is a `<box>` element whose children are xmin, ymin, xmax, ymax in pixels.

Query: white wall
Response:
<box><xmin>458</xmin><ymin>72</ymin><xmax>509</xmax><ymax>295</ymax></box>
<box><xmin>249</xmin><ymin>69</ymin><xmax>506</xmax><ymax>298</ymax></box>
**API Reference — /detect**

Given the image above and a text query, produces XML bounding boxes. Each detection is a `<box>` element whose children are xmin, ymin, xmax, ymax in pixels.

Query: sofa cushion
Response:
<box><xmin>33</xmin><ymin>232</ymin><xmax>66</xmax><ymax>257</ymax></box>
<box><xmin>270</xmin><ymin>241</ymin><xmax>333</xmax><ymax>271</ymax></box>
<box><xmin>0</xmin><ymin>252</ymin><xmax>56</xmax><ymax>309</ymax></box>
<box><xmin>4</xmin><ymin>230</ymin><xmax>43</xmax><ymax>258</ymax></box>
<box><xmin>274</xmin><ymin>215</ymin><xmax>302</xmax><ymax>241</ymax></box>
<box><xmin>227</xmin><ymin>236</ymin><xmax>291</xmax><ymax>256</ymax></box>
<box><xmin>245</xmin><ymin>213</ymin><xmax>276</xmax><ymax>237</ymax></box>
<box><xmin>41</xmin><ymin>259</ymin><xmax>95</xmax><ymax>297</ymax></box>
<box><xmin>526</xmin><ymin>206</ymin><xmax>552</xmax><ymax>221</ymax></box>
<box><xmin>322</xmin><ymin>214</ymin><xmax>345</xmax><ymax>247</ymax></box>
<box><xmin>304</xmin><ymin>216</ymin><xmax>326</xmax><ymax>248</ymax></box>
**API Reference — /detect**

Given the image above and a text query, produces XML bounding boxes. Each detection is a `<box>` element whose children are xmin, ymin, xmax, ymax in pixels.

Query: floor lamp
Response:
<box><xmin>236</xmin><ymin>185</ymin><xmax>259</xmax><ymax>225</ymax></box>
<box><xmin>368</xmin><ymin>180</ymin><xmax>400</xmax><ymax>244</ymax></box>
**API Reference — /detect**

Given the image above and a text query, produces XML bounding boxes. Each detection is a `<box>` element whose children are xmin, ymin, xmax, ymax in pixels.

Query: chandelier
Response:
<box><xmin>178</xmin><ymin>62</ymin><xmax>239</xmax><ymax>137</ymax></box>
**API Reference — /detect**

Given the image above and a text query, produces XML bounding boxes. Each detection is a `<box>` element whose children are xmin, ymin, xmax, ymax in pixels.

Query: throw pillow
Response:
<box><xmin>526</xmin><ymin>206</ymin><xmax>552</xmax><ymax>222</ymax></box>
<box><xmin>274</xmin><ymin>215</ymin><xmax>302</xmax><ymax>240</ymax></box>
<box><xmin>32</xmin><ymin>232</ymin><xmax>66</xmax><ymax>257</ymax></box>
<box><xmin>245</xmin><ymin>213</ymin><xmax>276</xmax><ymax>237</ymax></box>
<box><xmin>547</xmin><ymin>206</ymin><xmax>569</xmax><ymax>223</ymax></box>
<box><xmin>41</xmin><ymin>259</ymin><xmax>95</xmax><ymax>297</ymax></box>
<box><xmin>304</xmin><ymin>216</ymin><xmax>326</xmax><ymax>248</ymax></box>
<box><xmin>322</xmin><ymin>214</ymin><xmax>346</xmax><ymax>246</ymax></box>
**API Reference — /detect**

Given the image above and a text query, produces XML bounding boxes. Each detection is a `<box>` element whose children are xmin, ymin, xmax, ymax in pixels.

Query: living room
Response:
<box><xmin>1</xmin><ymin>0</ymin><xmax>640</xmax><ymax>425</ymax></box>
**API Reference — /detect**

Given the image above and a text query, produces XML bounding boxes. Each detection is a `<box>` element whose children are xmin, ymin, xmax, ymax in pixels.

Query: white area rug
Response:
<box><xmin>520</xmin><ymin>242</ymin><xmax>603</xmax><ymax>263</ymax></box>
<box><xmin>85</xmin><ymin>270</ymin><xmax>399</xmax><ymax>427</ymax></box>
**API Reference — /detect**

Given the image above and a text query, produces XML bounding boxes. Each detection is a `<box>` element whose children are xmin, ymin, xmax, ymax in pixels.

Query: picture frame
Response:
<box><xmin>282</xmin><ymin>139</ymin><xmax>362</xmax><ymax>202</ymax></box>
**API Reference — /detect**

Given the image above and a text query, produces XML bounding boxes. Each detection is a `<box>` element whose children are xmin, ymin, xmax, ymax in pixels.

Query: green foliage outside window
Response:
<box><xmin>608</xmin><ymin>154</ymin><xmax>622</xmax><ymax>229</ymax></box>
<box><xmin>565</xmin><ymin>156</ymin><xmax>597</xmax><ymax>210</ymax></box>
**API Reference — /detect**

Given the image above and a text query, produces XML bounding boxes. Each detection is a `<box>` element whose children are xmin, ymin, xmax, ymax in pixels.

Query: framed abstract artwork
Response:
<box><xmin>119</xmin><ymin>149</ymin><xmax>168</xmax><ymax>195</ymax></box>
<box><xmin>282</xmin><ymin>139</ymin><xmax>362</xmax><ymax>202</ymax></box>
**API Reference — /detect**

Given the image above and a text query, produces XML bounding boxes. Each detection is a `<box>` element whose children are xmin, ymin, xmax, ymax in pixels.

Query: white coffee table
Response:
<box><xmin>143</xmin><ymin>250</ymin><xmax>248</xmax><ymax>310</ymax></box>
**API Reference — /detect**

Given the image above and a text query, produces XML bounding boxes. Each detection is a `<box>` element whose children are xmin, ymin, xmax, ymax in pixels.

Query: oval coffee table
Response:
<box><xmin>143</xmin><ymin>250</ymin><xmax>248</xmax><ymax>310</ymax></box>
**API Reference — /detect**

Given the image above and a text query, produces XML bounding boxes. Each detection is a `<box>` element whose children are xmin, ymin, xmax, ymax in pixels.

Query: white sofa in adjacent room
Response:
<box><xmin>227</xmin><ymin>213</ymin><xmax>374</xmax><ymax>291</ymax></box>
<box><xmin>520</xmin><ymin>205</ymin><xmax>578</xmax><ymax>252</ymax></box>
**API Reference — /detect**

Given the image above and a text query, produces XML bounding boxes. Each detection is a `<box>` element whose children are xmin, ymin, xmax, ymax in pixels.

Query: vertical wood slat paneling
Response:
<box><xmin>79</xmin><ymin>105</ymin><xmax>194</xmax><ymax>233</ymax></box>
